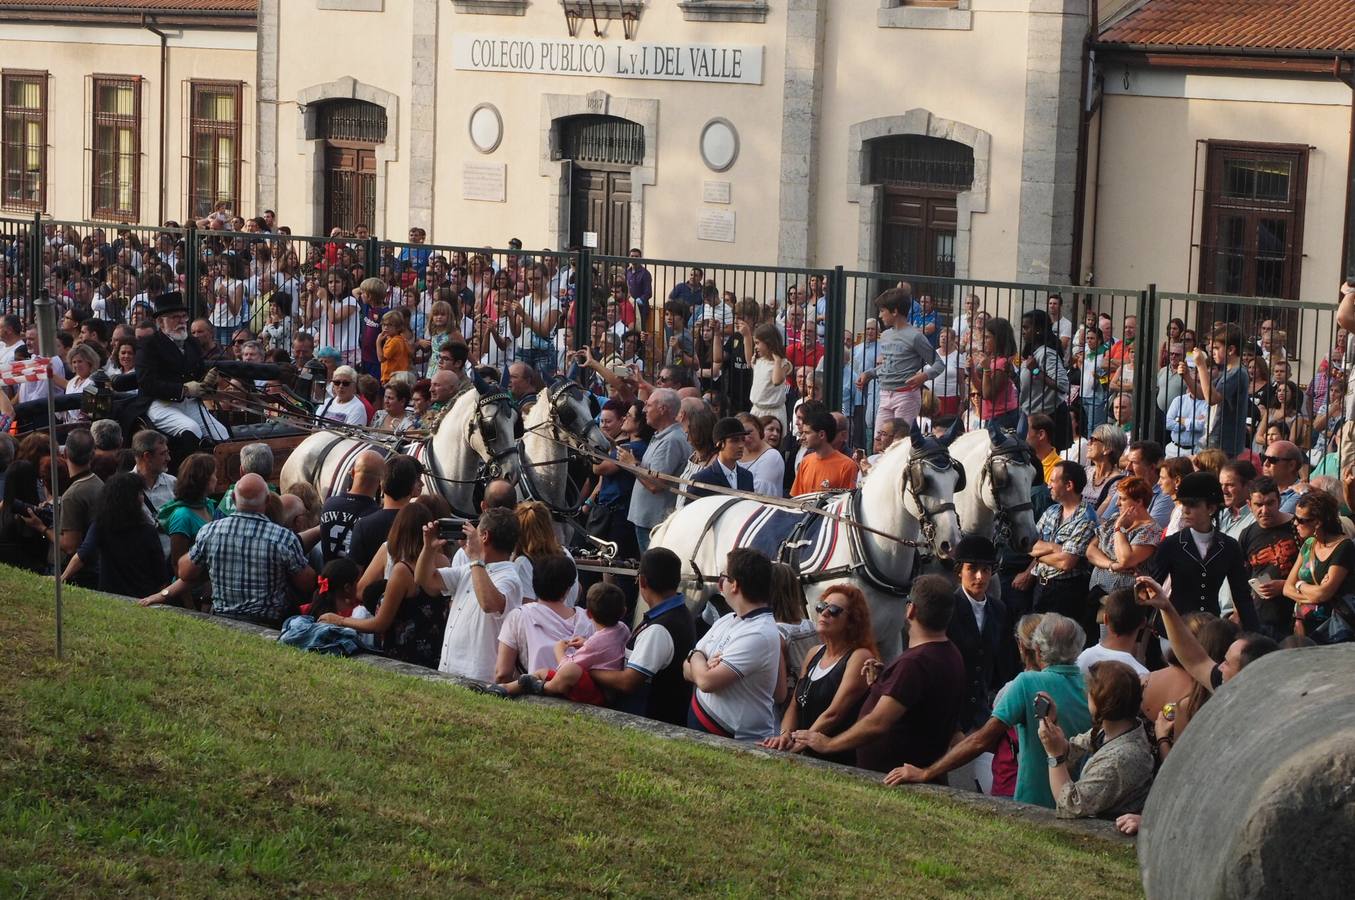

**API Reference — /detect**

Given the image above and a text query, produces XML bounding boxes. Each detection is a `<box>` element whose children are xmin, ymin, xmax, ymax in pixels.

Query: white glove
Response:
<box><xmin>183</xmin><ymin>381</ymin><xmax>205</xmax><ymax>399</ymax></box>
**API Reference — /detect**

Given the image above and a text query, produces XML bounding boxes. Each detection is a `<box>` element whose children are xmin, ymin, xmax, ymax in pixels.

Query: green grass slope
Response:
<box><xmin>0</xmin><ymin>568</ymin><xmax>1140</xmax><ymax>898</ymax></box>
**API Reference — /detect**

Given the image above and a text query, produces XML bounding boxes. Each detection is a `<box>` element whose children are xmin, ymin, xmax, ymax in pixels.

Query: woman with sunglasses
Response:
<box><xmin>760</xmin><ymin>583</ymin><xmax>878</xmax><ymax>763</ymax></box>
<box><xmin>316</xmin><ymin>365</ymin><xmax>369</xmax><ymax>426</ymax></box>
<box><xmin>1283</xmin><ymin>490</ymin><xmax>1355</xmax><ymax>640</ymax></box>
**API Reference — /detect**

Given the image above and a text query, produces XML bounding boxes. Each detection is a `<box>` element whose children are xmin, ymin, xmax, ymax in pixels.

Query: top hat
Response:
<box><xmin>953</xmin><ymin>534</ymin><xmax>999</xmax><ymax>566</ymax></box>
<box><xmin>151</xmin><ymin>291</ymin><xmax>188</xmax><ymax>317</ymax></box>
<box><xmin>713</xmin><ymin>417</ymin><xmax>751</xmax><ymax>445</ymax></box>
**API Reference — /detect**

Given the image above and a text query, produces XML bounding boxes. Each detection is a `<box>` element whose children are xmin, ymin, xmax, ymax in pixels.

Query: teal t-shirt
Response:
<box><xmin>992</xmin><ymin>664</ymin><xmax>1091</xmax><ymax>808</ymax></box>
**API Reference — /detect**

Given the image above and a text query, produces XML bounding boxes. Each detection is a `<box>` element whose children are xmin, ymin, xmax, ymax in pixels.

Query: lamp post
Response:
<box><xmin>81</xmin><ymin>368</ymin><xmax>115</xmax><ymax>422</ymax></box>
<box><xmin>33</xmin><ymin>289</ymin><xmax>62</xmax><ymax>659</ymax></box>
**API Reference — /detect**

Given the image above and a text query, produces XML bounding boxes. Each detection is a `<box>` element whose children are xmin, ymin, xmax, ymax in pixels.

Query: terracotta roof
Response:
<box><xmin>0</xmin><ymin>0</ymin><xmax>256</xmax><ymax>9</ymax></box>
<box><xmin>1100</xmin><ymin>0</ymin><xmax>1355</xmax><ymax>53</ymax></box>
<box><xmin>0</xmin><ymin>0</ymin><xmax>256</xmax><ymax>25</ymax></box>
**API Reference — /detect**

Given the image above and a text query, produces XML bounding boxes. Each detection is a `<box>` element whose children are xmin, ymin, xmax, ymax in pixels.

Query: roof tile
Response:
<box><xmin>0</xmin><ymin>0</ymin><xmax>257</xmax><ymax>11</ymax></box>
<box><xmin>1100</xmin><ymin>0</ymin><xmax>1355</xmax><ymax>53</ymax></box>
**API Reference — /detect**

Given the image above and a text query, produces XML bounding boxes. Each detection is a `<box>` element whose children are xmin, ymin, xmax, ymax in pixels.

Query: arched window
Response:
<box><xmin>869</xmin><ymin>135</ymin><xmax>974</xmax><ymax>192</ymax></box>
<box><xmin>315</xmin><ymin>99</ymin><xmax>387</xmax><ymax>144</ymax></box>
<box><xmin>555</xmin><ymin>115</ymin><xmax>644</xmax><ymax>168</ymax></box>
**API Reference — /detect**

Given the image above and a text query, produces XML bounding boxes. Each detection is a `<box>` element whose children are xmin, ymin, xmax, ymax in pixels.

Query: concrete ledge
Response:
<box><xmin>128</xmin><ymin>594</ymin><xmax>1127</xmax><ymax>845</ymax></box>
<box><xmin>680</xmin><ymin>0</ymin><xmax>770</xmax><ymax>23</ymax></box>
<box><xmin>317</xmin><ymin>0</ymin><xmax>383</xmax><ymax>10</ymax></box>
<box><xmin>878</xmin><ymin>1</ymin><xmax>972</xmax><ymax>31</ymax></box>
<box><xmin>452</xmin><ymin>0</ymin><xmax>529</xmax><ymax>13</ymax></box>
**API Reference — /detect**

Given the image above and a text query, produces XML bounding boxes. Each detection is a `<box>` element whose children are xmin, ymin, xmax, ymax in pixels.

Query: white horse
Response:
<box><xmin>519</xmin><ymin>380</ymin><xmax>614</xmax><ymax>514</ymax></box>
<box><xmin>279</xmin><ymin>381</ymin><xmax>522</xmax><ymax>515</ymax></box>
<box><xmin>947</xmin><ymin>425</ymin><xmax>1041</xmax><ymax>555</ymax></box>
<box><xmin>649</xmin><ymin>429</ymin><xmax>964</xmax><ymax>661</ymax></box>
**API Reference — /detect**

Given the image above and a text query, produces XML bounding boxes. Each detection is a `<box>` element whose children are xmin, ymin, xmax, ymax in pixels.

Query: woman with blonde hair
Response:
<box><xmin>1191</xmin><ymin>447</ymin><xmax>1227</xmax><ymax>474</ymax></box>
<box><xmin>514</xmin><ymin>500</ymin><xmax>578</xmax><ymax>606</ymax></box>
<box><xmin>760</xmin><ymin>582</ymin><xmax>878</xmax><ymax>764</ymax></box>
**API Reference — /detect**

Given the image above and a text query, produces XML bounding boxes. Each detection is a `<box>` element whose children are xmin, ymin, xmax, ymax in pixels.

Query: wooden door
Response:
<box><xmin>324</xmin><ymin>145</ymin><xmax>376</xmax><ymax>235</ymax></box>
<box><xmin>570</xmin><ymin>166</ymin><xmax>631</xmax><ymax>257</ymax></box>
<box><xmin>880</xmin><ymin>188</ymin><xmax>957</xmax><ymax>279</ymax></box>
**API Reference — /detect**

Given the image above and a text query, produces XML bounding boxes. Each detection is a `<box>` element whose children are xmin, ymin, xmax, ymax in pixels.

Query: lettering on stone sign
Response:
<box><xmin>453</xmin><ymin>35</ymin><xmax>764</xmax><ymax>85</ymax></box>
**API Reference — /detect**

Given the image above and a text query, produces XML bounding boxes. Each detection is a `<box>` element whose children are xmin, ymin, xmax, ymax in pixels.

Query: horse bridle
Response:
<box><xmin>983</xmin><ymin>445</ymin><xmax>1036</xmax><ymax>546</ymax></box>
<box><xmin>471</xmin><ymin>389</ymin><xmax>520</xmax><ymax>479</ymax></box>
<box><xmin>517</xmin><ymin>382</ymin><xmax>602</xmax><ymax>516</ymax></box>
<box><xmin>906</xmin><ymin>451</ymin><xmax>959</xmax><ymax>554</ymax></box>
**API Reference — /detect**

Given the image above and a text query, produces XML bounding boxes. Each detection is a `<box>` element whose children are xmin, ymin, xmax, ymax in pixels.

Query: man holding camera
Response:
<box><xmin>417</xmin><ymin>506</ymin><xmax>524</xmax><ymax>683</ymax></box>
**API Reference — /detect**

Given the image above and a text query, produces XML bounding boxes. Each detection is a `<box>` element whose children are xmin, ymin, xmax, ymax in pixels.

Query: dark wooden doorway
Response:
<box><xmin>556</xmin><ymin>115</ymin><xmax>643</xmax><ymax>255</ymax></box>
<box><xmin>879</xmin><ymin>188</ymin><xmax>957</xmax><ymax>279</ymax></box>
<box><xmin>324</xmin><ymin>145</ymin><xmax>376</xmax><ymax>236</ymax></box>
<box><xmin>314</xmin><ymin>99</ymin><xmax>387</xmax><ymax>235</ymax></box>
<box><xmin>570</xmin><ymin>166</ymin><xmax>632</xmax><ymax>257</ymax></box>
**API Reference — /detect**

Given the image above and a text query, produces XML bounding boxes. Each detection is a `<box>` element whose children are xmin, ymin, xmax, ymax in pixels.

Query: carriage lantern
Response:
<box><xmin>300</xmin><ymin>358</ymin><xmax>329</xmax><ymax>405</ymax></box>
<box><xmin>81</xmin><ymin>369</ymin><xmax>115</xmax><ymax>421</ymax></box>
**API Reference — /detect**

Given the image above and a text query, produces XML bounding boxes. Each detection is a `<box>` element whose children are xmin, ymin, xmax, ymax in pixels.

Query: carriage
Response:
<box><xmin>13</xmin><ymin>360</ymin><xmax>1041</xmax><ymax>654</ymax></box>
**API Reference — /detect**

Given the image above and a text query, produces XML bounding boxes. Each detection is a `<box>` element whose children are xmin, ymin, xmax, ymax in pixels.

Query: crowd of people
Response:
<box><xmin>3</xmin><ymin>213</ymin><xmax>1355</xmax><ymax>831</ymax></box>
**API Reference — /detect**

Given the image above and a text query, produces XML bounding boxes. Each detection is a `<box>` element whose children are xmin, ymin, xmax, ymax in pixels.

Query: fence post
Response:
<box><xmin>824</xmin><ymin>266</ymin><xmax>848</xmax><ymax>415</ymax></box>
<box><xmin>183</xmin><ymin>225</ymin><xmax>199</xmax><ymax>320</ymax></box>
<box><xmin>574</xmin><ymin>248</ymin><xmax>593</xmax><ymax>351</ymax></box>
<box><xmin>28</xmin><ymin>212</ymin><xmax>41</xmax><ymax>314</ymax></box>
<box><xmin>365</xmin><ymin>234</ymin><xmax>381</xmax><ymax>278</ymax></box>
<box><xmin>1133</xmin><ymin>283</ymin><xmax>1158</xmax><ymax>443</ymax></box>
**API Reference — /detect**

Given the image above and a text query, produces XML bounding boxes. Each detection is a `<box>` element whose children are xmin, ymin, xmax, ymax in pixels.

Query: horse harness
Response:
<box><xmin>517</xmin><ymin>381</ymin><xmax>596</xmax><ymax>517</ymax></box>
<box><xmin>980</xmin><ymin>438</ymin><xmax>1037</xmax><ymax>548</ymax></box>
<box><xmin>304</xmin><ymin>388</ymin><xmax>517</xmax><ymax>518</ymax></box>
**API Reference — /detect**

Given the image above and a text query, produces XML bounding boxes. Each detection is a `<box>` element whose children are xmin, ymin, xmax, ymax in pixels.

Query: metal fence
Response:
<box><xmin>2</xmin><ymin>212</ymin><xmax>1347</xmax><ymax>459</ymax></box>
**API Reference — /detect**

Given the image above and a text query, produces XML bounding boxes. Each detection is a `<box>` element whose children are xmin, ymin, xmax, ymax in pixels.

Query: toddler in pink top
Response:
<box><xmin>489</xmin><ymin>583</ymin><xmax>630</xmax><ymax>705</ymax></box>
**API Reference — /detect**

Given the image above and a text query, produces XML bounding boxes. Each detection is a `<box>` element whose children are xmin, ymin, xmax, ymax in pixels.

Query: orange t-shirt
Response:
<box><xmin>380</xmin><ymin>334</ymin><xmax>411</xmax><ymax>383</ymax></box>
<box><xmin>791</xmin><ymin>449</ymin><xmax>859</xmax><ymax>496</ymax></box>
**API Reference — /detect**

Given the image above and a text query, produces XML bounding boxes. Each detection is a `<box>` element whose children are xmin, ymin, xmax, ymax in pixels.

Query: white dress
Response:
<box><xmin>743</xmin><ymin>448</ymin><xmax>785</xmax><ymax>498</ymax></box>
<box><xmin>749</xmin><ymin>357</ymin><xmax>788</xmax><ymax>429</ymax></box>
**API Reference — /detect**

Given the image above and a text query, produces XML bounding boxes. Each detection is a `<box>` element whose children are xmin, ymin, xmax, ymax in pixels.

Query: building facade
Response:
<box><xmin>1085</xmin><ymin>0</ymin><xmax>1355</xmax><ymax>304</ymax></box>
<box><xmin>3</xmin><ymin>0</ymin><xmax>1351</xmax><ymax>299</ymax></box>
<box><xmin>3</xmin><ymin>0</ymin><xmax>1091</xmax><ymax>284</ymax></box>
<box><xmin>0</xmin><ymin>1</ymin><xmax>256</xmax><ymax>226</ymax></box>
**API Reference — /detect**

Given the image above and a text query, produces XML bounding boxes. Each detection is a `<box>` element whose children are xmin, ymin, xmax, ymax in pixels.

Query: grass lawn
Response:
<box><xmin>0</xmin><ymin>567</ymin><xmax>1142</xmax><ymax>898</ymax></box>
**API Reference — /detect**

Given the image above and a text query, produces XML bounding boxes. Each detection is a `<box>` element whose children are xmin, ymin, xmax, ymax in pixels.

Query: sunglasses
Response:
<box><xmin>815</xmin><ymin>602</ymin><xmax>846</xmax><ymax>618</ymax></box>
<box><xmin>1261</xmin><ymin>455</ymin><xmax>1299</xmax><ymax>466</ymax></box>
<box><xmin>331</xmin><ymin>379</ymin><xmax>353</xmax><ymax>386</ymax></box>
<box><xmin>1294</xmin><ymin>514</ymin><xmax>1315</xmax><ymax>525</ymax></box>
<box><xmin>232</xmin><ymin>338</ymin><xmax>248</xmax><ymax>345</ymax></box>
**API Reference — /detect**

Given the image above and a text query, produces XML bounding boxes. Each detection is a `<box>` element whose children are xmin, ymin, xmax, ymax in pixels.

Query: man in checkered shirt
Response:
<box><xmin>181</xmin><ymin>474</ymin><xmax>315</xmax><ymax>626</ymax></box>
<box><xmin>1014</xmin><ymin>460</ymin><xmax>1098</xmax><ymax>635</ymax></box>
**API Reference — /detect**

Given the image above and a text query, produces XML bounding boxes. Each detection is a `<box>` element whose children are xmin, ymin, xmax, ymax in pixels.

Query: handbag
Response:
<box><xmin>1312</xmin><ymin>595</ymin><xmax>1355</xmax><ymax>645</ymax></box>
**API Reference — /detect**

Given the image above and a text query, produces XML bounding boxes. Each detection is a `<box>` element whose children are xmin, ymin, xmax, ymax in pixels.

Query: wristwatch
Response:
<box><xmin>469</xmin><ymin>559</ymin><xmax>487</xmax><ymax>569</ymax></box>
<box><xmin>160</xmin><ymin>588</ymin><xmax>171</xmax><ymax>601</ymax></box>
<box><xmin>1046</xmin><ymin>753</ymin><xmax>1067</xmax><ymax>768</ymax></box>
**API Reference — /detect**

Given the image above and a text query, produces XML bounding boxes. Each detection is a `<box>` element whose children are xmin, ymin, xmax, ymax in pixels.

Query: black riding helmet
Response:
<box><xmin>1176</xmin><ymin>470</ymin><xmax>1223</xmax><ymax>506</ymax></box>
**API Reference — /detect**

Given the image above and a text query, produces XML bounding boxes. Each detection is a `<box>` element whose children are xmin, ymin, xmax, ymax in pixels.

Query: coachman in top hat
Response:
<box><xmin>127</xmin><ymin>291</ymin><xmax>229</xmax><ymax>467</ymax></box>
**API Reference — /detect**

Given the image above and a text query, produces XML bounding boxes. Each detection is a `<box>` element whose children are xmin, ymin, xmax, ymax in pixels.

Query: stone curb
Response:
<box><xmin>125</xmin><ymin>594</ymin><xmax>1129</xmax><ymax>845</ymax></box>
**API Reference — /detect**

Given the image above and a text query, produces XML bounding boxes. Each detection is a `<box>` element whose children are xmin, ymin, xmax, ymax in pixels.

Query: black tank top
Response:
<box><xmin>795</xmin><ymin>646</ymin><xmax>862</xmax><ymax>766</ymax></box>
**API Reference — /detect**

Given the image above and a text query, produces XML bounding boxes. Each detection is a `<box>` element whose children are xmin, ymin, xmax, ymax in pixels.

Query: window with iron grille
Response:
<box><xmin>556</xmin><ymin>115</ymin><xmax>645</xmax><ymax>167</ymax></box>
<box><xmin>869</xmin><ymin>134</ymin><xmax>974</xmax><ymax>191</ymax></box>
<box><xmin>2</xmin><ymin>71</ymin><xmax>47</xmax><ymax>212</ymax></box>
<box><xmin>1199</xmin><ymin>141</ymin><xmax>1308</xmax><ymax>301</ymax></box>
<box><xmin>188</xmin><ymin>81</ymin><xmax>242</xmax><ymax>220</ymax></box>
<box><xmin>316</xmin><ymin>99</ymin><xmax>388</xmax><ymax>144</ymax></box>
<box><xmin>91</xmin><ymin>76</ymin><xmax>141</xmax><ymax>221</ymax></box>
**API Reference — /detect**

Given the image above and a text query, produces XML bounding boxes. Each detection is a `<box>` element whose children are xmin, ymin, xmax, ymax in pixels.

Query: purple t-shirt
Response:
<box><xmin>565</xmin><ymin>622</ymin><xmax>631</xmax><ymax>672</ymax></box>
